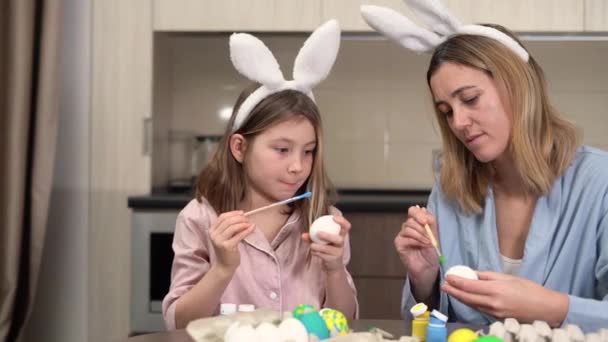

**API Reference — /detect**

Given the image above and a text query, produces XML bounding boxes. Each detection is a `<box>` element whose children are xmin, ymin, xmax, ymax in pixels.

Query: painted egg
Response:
<box><xmin>448</xmin><ymin>328</ymin><xmax>478</xmax><ymax>342</ymax></box>
<box><xmin>292</xmin><ymin>303</ymin><xmax>317</xmax><ymax>319</ymax></box>
<box><xmin>297</xmin><ymin>311</ymin><xmax>330</xmax><ymax>340</ymax></box>
<box><xmin>319</xmin><ymin>308</ymin><xmax>349</xmax><ymax>336</ymax></box>
<box><xmin>474</xmin><ymin>336</ymin><xmax>504</xmax><ymax>342</ymax></box>
<box><xmin>446</xmin><ymin>265</ymin><xmax>479</xmax><ymax>280</ymax></box>
<box><xmin>310</xmin><ymin>215</ymin><xmax>340</xmax><ymax>245</ymax></box>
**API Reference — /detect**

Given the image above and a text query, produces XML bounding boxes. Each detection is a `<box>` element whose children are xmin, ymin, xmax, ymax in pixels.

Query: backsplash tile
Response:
<box><xmin>153</xmin><ymin>33</ymin><xmax>608</xmax><ymax>190</ymax></box>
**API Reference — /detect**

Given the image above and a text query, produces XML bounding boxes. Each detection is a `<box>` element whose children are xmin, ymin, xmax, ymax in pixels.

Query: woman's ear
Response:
<box><xmin>229</xmin><ymin>133</ymin><xmax>247</xmax><ymax>163</ymax></box>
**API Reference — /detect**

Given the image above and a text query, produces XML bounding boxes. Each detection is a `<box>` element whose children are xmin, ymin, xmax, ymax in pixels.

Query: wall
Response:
<box><xmin>152</xmin><ymin>34</ymin><xmax>608</xmax><ymax>190</ymax></box>
<box><xmin>21</xmin><ymin>0</ymin><xmax>91</xmax><ymax>341</ymax></box>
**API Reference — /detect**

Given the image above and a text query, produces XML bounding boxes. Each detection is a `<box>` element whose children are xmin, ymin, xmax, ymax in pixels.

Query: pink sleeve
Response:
<box><xmin>341</xmin><ymin>231</ymin><xmax>360</xmax><ymax>318</ymax></box>
<box><xmin>161</xmin><ymin>201</ymin><xmax>213</xmax><ymax>330</ymax></box>
<box><xmin>328</xmin><ymin>207</ymin><xmax>360</xmax><ymax>318</ymax></box>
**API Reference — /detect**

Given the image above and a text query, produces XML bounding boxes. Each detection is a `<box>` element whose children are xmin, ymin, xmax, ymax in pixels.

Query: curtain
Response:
<box><xmin>0</xmin><ymin>1</ymin><xmax>62</xmax><ymax>341</ymax></box>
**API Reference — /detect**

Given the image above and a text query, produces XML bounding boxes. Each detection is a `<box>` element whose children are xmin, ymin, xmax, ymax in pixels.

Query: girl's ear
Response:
<box><xmin>229</xmin><ymin>134</ymin><xmax>247</xmax><ymax>163</ymax></box>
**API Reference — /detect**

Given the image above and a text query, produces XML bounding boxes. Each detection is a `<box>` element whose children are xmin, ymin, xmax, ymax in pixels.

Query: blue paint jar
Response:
<box><xmin>426</xmin><ymin>309</ymin><xmax>448</xmax><ymax>342</ymax></box>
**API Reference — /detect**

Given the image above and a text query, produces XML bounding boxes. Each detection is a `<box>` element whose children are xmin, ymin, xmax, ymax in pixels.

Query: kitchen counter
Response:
<box><xmin>128</xmin><ymin>189</ymin><xmax>430</xmax><ymax>212</ymax></box>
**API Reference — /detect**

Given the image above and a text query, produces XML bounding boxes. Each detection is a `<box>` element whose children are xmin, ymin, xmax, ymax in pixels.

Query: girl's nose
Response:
<box><xmin>288</xmin><ymin>155</ymin><xmax>303</xmax><ymax>173</ymax></box>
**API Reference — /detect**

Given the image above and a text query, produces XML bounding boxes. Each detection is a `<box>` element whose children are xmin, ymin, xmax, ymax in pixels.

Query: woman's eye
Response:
<box><xmin>275</xmin><ymin>147</ymin><xmax>289</xmax><ymax>153</ymax></box>
<box><xmin>305</xmin><ymin>149</ymin><xmax>315</xmax><ymax>155</ymax></box>
<box><xmin>442</xmin><ymin>109</ymin><xmax>453</xmax><ymax>117</ymax></box>
<box><xmin>463</xmin><ymin>96</ymin><xmax>478</xmax><ymax>105</ymax></box>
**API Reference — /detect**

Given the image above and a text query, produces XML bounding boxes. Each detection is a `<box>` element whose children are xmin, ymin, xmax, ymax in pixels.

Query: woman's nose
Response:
<box><xmin>451</xmin><ymin>107</ymin><xmax>472</xmax><ymax>130</ymax></box>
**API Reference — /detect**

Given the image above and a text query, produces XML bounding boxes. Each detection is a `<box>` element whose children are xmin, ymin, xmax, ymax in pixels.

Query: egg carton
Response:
<box><xmin>485</xmin><ymin>319</ymin><xmax>608</xmax><ymax>342</ymax></box>
<box><xmin>185</xmin><ymin>309</ymin><xmax>420</xmax><ymax>342</ymax></box>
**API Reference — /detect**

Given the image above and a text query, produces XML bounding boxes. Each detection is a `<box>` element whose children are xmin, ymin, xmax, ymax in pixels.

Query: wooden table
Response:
<box><xmin>123</xmin><ymin>319</ymin><xmax>479</xmax><ymax>341</ymax></box>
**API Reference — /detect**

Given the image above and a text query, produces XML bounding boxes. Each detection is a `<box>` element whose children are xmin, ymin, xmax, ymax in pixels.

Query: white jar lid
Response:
<box><xmin>238</xmin><ymin>304</ymin><xmax>255</xmax><ymax>312</ymax></box>
<box><xmin>220</xmin><ymin>303</ymin><xmax>237</xmax><ymax>315</ymax></box>
<box><xmin>410</xmin><ymin>303</ymin><xmax>428</xmax><ymax>317</ymax></box>
<box><xmin>431</xmin><ymin>309</ymin><xmax>448</xmax><ymax>322</ymax></box>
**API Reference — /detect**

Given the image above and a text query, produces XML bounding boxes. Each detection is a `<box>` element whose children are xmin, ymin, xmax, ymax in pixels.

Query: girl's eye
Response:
<box><xmin>275</xmin><ymin>147</ymin><xmax>289</xmax><ymax>154</ymax></box>
<box><xmin>441</xmin><ymin>109</ymin><xmax>453</xmax><ymax>117</ymax></box>
<box><xmin>305</xmin><ymin>149</ymin><xmax>315</xmax><ymax>155</ymax></box>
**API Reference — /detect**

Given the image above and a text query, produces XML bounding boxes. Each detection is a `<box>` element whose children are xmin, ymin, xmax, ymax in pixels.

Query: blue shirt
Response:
<box><xmin>401</xmin><ymin>145</ymin><xmax>608</xmax><ymax>332</ymax></box>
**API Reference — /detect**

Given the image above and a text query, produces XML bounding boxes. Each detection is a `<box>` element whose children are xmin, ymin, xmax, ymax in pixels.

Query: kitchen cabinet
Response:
<box><xmin>585</xmin><ymin>0</ymin><xmax>608</xmax><ymax>31</ymax></box>
<box><xmin>321</xmin><ymin>0</ymin><xmax>584</xmax><ymax>32</ymax></box>
<box><xmin>90</xmin><ymin>0</ymin><xmax>153</xmax><ymax>341</ymax></box>
<box><xmin>153</xmin><ymin>0</ymin><xmax>322</xmax><ymax>31</ymax></box>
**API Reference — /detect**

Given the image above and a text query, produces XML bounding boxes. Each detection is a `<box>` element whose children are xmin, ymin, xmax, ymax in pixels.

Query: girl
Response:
<box><xmin>161</xmin><ymin>20</ymin><xmax>358</xmax><ymax>330</ymax></box>
<box><xmin>362</xmin><ymin>0</ymin><xmax>608</xmax><ymax>332</ymax></box>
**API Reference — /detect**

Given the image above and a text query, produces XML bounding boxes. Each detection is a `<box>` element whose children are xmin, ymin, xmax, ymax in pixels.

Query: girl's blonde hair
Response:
<box><xmin>427</xmin><ymin>24</ymin><xmax>579</xmax><ymax>214</ymax></box>
<box><xmin>196</xmin><ymin>83</ymin><xmax>335</xmax><ymax>228</ymax></box>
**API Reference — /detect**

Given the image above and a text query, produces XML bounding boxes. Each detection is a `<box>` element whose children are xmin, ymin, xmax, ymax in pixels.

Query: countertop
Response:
<box><xmin>128</xmin><ymin>189</ymin><xmax>431</xmax><ymax>212</ymax></box>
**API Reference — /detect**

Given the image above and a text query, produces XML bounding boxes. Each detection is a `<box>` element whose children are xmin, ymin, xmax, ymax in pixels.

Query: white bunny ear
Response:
<box><xmin>292</xmin><ymin>19</ymin><xmax>341</xmax><ymax>89</ymax></box>
<box><xmin>403</xmin><ymin>0</ymin><xmax>461</xmax><ymax>36</ymax></box>
<box><xmin>361</xmin><ymin>5</ymin><xmax>442</xmax><ymax>53</ymax></box>
<box><xmin>229</xmin><ymin>33</ymin><xmax>285</xmax><ymax>88</ymax></box>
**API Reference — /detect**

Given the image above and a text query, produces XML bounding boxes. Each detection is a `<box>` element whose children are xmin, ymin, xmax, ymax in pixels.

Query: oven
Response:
<box><xmin>130</xmin><ymin>211</ymin><xmax>177</xmax><ymax>334</ymax></box>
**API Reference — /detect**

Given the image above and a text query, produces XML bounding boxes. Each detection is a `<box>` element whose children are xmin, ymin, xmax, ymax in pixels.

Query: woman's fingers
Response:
<box><xmin>442</xmin><ymin>280</ymin><xmax>492</xmax><ymax>307</ymax></box>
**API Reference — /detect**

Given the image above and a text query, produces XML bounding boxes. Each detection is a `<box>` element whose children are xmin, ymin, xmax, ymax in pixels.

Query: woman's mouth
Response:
<box><xmin>466</xmin><ymin>133</ymin><xmax>484</xmax><ymax>145</ymax></box>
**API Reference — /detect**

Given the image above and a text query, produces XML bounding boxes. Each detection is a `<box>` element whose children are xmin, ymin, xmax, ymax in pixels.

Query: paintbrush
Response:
<box><xmin>244</xmin><ymin>191</ymin><xmax>312</xmax><ymax>217</ymax></box>
<box><xmin>416</xmin><ymin>205</ymin><xmax>446</xmax><ymax>267</ymax></box>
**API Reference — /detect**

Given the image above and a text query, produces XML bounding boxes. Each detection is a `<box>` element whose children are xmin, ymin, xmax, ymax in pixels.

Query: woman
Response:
<box><xmin>362</xmin><ymin>1</ymin><xmax>608</xmax><ymax>332</ymax></box>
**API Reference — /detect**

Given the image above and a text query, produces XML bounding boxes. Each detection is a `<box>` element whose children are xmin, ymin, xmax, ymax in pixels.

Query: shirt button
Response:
<box><xmin>269</xmin><ymin>291</ymin><xmax>278</xmax><ymax>300</ymax></box>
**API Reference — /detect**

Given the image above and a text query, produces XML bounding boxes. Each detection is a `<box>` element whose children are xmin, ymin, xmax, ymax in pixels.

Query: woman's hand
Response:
<box><xmin>442</xmin><ymin>271</ymin><xmax>569</xmax><ymax>327</ymax></box>
<box><xmin>302</xmin><ymin>215</ymin><xmax>352</xmax><ymax>273</ymax></box>
<box><xmin>395</xmin><ymin>206</ymin><xmax>440</xmax><ymax>278</ymax></box>
<box><xmin>208</xmin><ymin>211</ymin><xmax>255</xmax><ymax>273</ymax></box>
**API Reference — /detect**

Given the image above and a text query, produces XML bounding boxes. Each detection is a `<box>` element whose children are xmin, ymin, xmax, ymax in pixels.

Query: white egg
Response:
<box><xmin>256</xmin><ymin>322</ymin><xmax>280</xmax><ymax>341</ymax></box>
<box><xmin>224</xmin><ymin>323</ymin><xmax>257</xmax><ymax>342</ymax></box>
<box><xmin>445</xmin><ymin>265</ymin><xmax>479</xmax><ymax>280</ymax></box>
<box><xmin>278</xmin><ymin>318</ymin><xmax>308</xmax><ymax>342</ymax></box>
<box><xmin>224</xmin><ymin>321</ymin><xmax>241</xmax><ymax>341</ymax></box>
<box><xmin>310</xmin><ymin>215</ymin><xmax>341</xmax><ymax>245</ymax></box>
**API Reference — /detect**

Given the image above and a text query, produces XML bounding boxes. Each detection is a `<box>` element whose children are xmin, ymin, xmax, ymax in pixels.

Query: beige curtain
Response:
<box><xmin>0</xmin><ymin>1</ymin><xmax>62</xmax><ymax>341</ymax></box>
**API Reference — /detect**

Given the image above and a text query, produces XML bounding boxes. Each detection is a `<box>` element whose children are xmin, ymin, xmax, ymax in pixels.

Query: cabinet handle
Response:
<box><xmin>143</xmin><ymin>117</ymin><xmax>152</xmax><ymax>156</ymax></box>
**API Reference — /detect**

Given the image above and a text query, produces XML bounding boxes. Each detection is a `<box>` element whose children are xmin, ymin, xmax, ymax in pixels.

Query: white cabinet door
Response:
<box><xmin>91</xmin><ymin>0</ymin><xmax>152</xmax><ymax>341</ymax></box>
<box><xmin>323</xmin><ymin>0</ymin><xmax>584</xmax><ymax>32</ymax></box>
<box><xmin>443</xmin><ymin>0</ymin><xmax>584</xmax><ymax>32</ymax></box>
<box><xmin>321</xmin><ymin>0</ymin><xmax>415</xmax><ymax>31</ymax></box>
<box><xmin>154</xmin><ymin>0</ymin><xmax>322</xmax><ymax>31</ymax></box>
<box><xmin>585</xmin><ymin>0</ymin><xmax>608</xmax><ymax>31</ymax></box>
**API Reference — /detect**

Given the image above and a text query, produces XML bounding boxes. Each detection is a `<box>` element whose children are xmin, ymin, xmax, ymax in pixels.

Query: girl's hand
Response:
<box><xmin>442</xmin><ymin>271</ymin><xmax>569</xmax><ymax>327</ymax></box>
<box><xmin>395</xmin><ymin>206</ymin><xmax>440</xmax><ymax>280</ymax></box>
<box><xmin>208</xmin><ymin>211</ymin><xmax>255</xmax><ymax>273</ymax></box>
<box><xmin>302</xmin><ymin>215</ymin><xmax>352</xmax><ymax>273</ymax></box>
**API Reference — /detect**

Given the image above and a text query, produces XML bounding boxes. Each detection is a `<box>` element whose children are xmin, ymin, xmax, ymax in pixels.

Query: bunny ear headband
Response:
<box><xmin>229</xmin><ymin>20</ymin><xmax>341</xmax><ymax>132</ymax></box>
<box><xmin>360</xmin><ymin>0</ymin><xmax>529</xmax><ymax>62</ymax></box>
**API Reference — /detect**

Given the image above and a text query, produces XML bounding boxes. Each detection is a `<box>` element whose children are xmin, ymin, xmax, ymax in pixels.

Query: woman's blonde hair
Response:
<box><xmin>196</xmin><ymin>83</ymin><xmax>335</xmax><ymax>228</ymax></box>
<box><xmin>427</xmin><ymin>24</ymin><xmax>579</xmax><ymax>214</ymax></box>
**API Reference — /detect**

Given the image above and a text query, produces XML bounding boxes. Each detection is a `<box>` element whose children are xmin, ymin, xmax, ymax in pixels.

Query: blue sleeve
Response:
<box><xmin>563</xmin><ymin>206</ymin><xmax>608</xmax><ymax>332</ymax></box>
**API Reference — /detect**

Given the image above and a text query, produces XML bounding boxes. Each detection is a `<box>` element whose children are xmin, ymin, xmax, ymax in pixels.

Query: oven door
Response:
<box><xmin>131</xmin><ymin>211</ymin><xmax>178</xmax><ymax>334</ymax></box>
